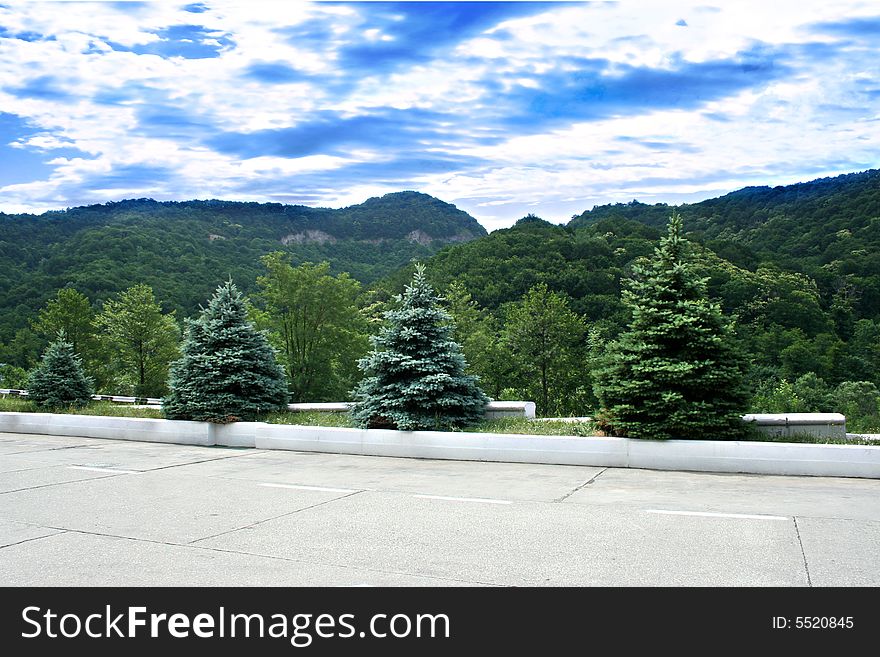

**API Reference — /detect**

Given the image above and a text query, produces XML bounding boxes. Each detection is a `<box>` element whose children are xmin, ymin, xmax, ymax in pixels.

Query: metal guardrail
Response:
<box><xmin>286</xmin><ymin>400</ymin><xmax>537</xmax><ymax>419</ymax></box>
<box><xmin>1</xmin><ymin>391</ymin><xmax>533</xmax><ymax>417</ymax></box>
<box><xmin>0</xmin><ymin>389</ymin><xmax>161</xmax><ymax>405</ymax></box>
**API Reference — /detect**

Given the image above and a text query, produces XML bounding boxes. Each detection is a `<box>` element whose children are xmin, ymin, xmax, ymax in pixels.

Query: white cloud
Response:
<box><xmin>0</xmin><ymin>1</ymin><xmax>877</xmax><ymax>227</ymax></box>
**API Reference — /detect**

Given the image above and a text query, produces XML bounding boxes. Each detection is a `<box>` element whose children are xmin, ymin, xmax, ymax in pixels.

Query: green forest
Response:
<box><xmin>0</xmin><ymin>190</ymin><xmax>485</xmax><ymax>354</ymax></box>
<box><xmin>2</xmin><ymin>170</ymin><xmax>879</xmax><ymax>431</ymax></box>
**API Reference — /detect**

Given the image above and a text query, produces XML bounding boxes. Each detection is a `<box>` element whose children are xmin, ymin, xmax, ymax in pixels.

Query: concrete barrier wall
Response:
<box><xmin>0</xmin><ymin>412</ymin><xmax>212</xmax><ymax>446</ymax></box>
<box><xmin>744</xmin><ymin>413</ymin><xmax>846</xmax><ymax>439</ymax></box>
<box><xmin>626</xmin><ymin>438</ymin><xmax>878</xmax><ymax>478</ymax></box>
<box><xmin>0</xmin><ymin>411</ymin><xmax>877</xmax><ymax>478</ymax></box>
<box><xmin>255</xmin><ymin>424</ymin><xmax>625</xmax><ymax>466</ymax></box>
<box><xmin>210</xmin><ymin>422</ymin><xmax>260</xmax><ymax>448</ymax></box>
<box><xmin>483</xmin><ymin>401</ymin><xmax>536</xmax><ymax>420</ymax></box>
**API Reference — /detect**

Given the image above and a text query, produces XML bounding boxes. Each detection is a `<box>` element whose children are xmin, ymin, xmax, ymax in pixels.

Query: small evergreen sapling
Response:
<box><xmin>351</xmin><ymin>264</ymin><xmax>489</xmax><ymax>430</ymax></box>
<box><xmin>163</xmin><ymin>281</ymin><xmax>288</xmax><ymax>422</ymax></box>
<box><xmin>593</xmin><ymin>212</ymin><xmax>750</xmax><ymax>440</ymax></box>
<box><xmin>27</xmin><ymin>333</ymin><xmax>94</xmax><ymax>409</ymax></box>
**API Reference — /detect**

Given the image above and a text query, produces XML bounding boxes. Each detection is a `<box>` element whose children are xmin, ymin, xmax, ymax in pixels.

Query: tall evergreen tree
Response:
<box><xmin>593</xmin><ymin>212</ymin><xmax>750</xmax><ymax>440</ymax></box>
<box><xmin>163</xmin><ymin>281</ymin><xmax>288</xmax><ymax>423</ymax></box>
<box><xmin>351</xmin><ymin>264</ymin><xmax>489</xmax><ymax>431</ymax></box>
<box><xmin>27</xmin><ymin>333</ymin><xmax>94</xmax><ymax>410</ymax></box>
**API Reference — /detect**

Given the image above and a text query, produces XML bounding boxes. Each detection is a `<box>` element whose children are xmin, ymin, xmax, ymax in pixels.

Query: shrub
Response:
<box><xmin>0</xmin><ymin>364</ymin><xmax>28</xmax><ymax>389</ymax></box>
<box><xmin>751</xmin><ymin>373</ymin><xmax>832</xmax><ymax>413</ymax></box>
<box><xmin>831</xmin><ymin>381</ymin><xmax>880</xmax><ymax>433</ymax></box>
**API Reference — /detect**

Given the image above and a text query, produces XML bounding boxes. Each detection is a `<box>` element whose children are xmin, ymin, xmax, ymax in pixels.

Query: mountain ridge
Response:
<box><xmin>0</xmin><ymin>190</ymin><xmax>486</xmax><ymax>351</ymax></box>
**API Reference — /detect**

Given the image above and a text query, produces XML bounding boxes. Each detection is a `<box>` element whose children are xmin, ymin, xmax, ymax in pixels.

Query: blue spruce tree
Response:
<box><xmin>27</xmin><ymin>332</ymin><xmax>94</xmax><ymax>409</ymax></box>
<box><xmin>351</xmin><ymin>264</ymin><xmax>489</xmax><ymax>431</ymax></box>
<box><xmin>163</xmin><ymin>281</ymin><xmax>288</xmax><ymax>422</ymax></box>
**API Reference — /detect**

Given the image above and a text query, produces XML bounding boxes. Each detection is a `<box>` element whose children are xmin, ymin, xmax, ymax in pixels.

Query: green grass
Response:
<box><xmin>466</xmin><ymin>417</ymin><xmax>598</xmax><ymax>437</ymax></box>
<box><xmin>264</xmin><ymin>412</ymin><xmax>600</xmax><ymax>436</ymax></box>
<box><xmin>845</xmin><ymin>419</ymin><xmax>880</xmax><ymax>434</ymax></box>
<box><xmin>70</xmin><ymin>401</ymin><xmax>164</xmax><ymax>419</ymax></box>
<box><xmin>265</xmin><ymin>411</ymin><xmax>355</xmax><ymax>427</ymax></box>
<box><xmin>0</xmin><ymin>397</ymin><xmax>32</xmax><ymax>412</ymax></box>
<box><xmin>0</xmin><ymin>396</ymin><xmax>164</xmax><ymax>418</ymax></box>
<box><xmin>742</xmin><ymin>430</ymin><xmax>880</xmax><ymax>446</ymax></box>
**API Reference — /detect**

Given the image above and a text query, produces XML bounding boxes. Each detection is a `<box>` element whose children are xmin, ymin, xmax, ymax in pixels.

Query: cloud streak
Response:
<box><xmin>0</xmin><ymin>1</ymin><xmax>877</xmax><ymax>228</ymax></box>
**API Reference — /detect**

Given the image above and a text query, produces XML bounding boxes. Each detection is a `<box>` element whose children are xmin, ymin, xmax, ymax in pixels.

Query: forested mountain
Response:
<box><xmin>0</xmin><ymin>191</ymin><xmax>485</xmax><ymax>349</ymax></box>
<box><xmin>569</xmin><ymin>169</ymin><xmax>880</xmax><ymax>318</ymax></box>
<box><xmin>406</xmin><ymin>170</ymin><xmax>880</xmax><ymax>401</ymax></box>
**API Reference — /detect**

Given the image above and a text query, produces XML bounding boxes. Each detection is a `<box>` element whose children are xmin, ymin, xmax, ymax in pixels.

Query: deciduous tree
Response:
<box><xmin>93</xmin><ymin>284</ymin><xmax>179</xmax><ymax>397</ymax></box>
<box><xmin>255</xmin><ymin>253</ymin><xmax>368</xmax><ymax>401</ymax></box>
<box><xmin>502</xmin><ymin>283</ymin><xmax>587</xmax><ymax>416</ymax></box>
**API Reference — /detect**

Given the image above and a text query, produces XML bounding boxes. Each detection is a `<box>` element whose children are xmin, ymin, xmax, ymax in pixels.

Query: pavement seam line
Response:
<box><xmin>186</xmin><ymin>490</ymin><xmax>365</xmax><ymax>546</ymax></box>
<box><xmin>133</xmin><ymin>452</ymin><xmax>258</xmax><ymax>473</ymax></box>
<box><xmin>0</xmin><ymin>529</ymin><xmax>68</xmax><ymax>552</ymax></box>
<box><xmin>792</xmin><ymin>516</ymin><xmax>813</xmax><ymax>587</ymax></box>
<box><xmin>0</xmin><ymin>444</ymin><xmax>97</xmax><ymax>456</ymax></box>
<box><xmin>0</xmin><ymin>463</ymin><xmax>71</xmax><ymax>475</ymax></box>
<box><xmin>0</xmin><ymin>473</ymin><xmax>124</xmax><ymax>495</ymax></box>
<box><xmin>31</xmin><ymin>526</ymin><xmax>501</xmax><ymax>587</ymax></box>
<box><xmin>554</xmin><ymin>467</ymin><xmax>608</xmax><ymax>502</ymax></box>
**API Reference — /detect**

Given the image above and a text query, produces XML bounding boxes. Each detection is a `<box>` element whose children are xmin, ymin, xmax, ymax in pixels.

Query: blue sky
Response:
<box><xmin>0</xmin><ymin>1</ymin><xmax>878</xmax><ymax>229</ymax></box>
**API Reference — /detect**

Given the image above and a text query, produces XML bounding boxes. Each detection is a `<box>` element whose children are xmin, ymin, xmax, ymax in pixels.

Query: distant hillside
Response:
<box><xmin>569</xmin><ymin>169</ymin><xmax>880</xmax><ymax>314</ymax></box>
<box><xmin>420</xmin><ymin>169</ymin><xmax>880</xmax><ymax>321</ymax></box>
<box><xmin>0</xmin><ymin>191</ymin><xmax>485</xmax><ymax>345</ymax></box>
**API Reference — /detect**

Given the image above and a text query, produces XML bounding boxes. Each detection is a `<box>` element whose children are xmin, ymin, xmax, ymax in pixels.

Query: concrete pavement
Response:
<box><xmin>0</xmin><ymin>431</ymin><xmax>877</xmax><ymax>586</ymax></box>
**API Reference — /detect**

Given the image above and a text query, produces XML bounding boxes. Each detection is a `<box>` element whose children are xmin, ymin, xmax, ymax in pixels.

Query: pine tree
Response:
<box><xmin>593</xmin><ymin>212</ymin><xmax>750</xmax><ymax>440</ymax></box>
<box><xmin>351</xmin><ymin>264</ymin><xmax>489</xmax><ymax>431</ymax></box>
<box><xmin>27</xmin><ymin>333</ymin><xmax>94</xmax><ymax>410</ymax></box>
<box><xmin>162</xmin><ymin>281</ymin><xmax>288</xmax><ymax>423</ymax></box>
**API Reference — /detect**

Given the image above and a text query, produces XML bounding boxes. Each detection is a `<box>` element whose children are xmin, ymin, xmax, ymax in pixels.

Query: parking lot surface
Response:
<box><xmin>1</xmin><ymin>432</ymin><xmax>877</xmax><ymax>586</ymax></box>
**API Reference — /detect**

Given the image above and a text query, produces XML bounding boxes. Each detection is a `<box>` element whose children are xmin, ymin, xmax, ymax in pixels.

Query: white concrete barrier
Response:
<box><xmin>211</xmin><ymin>422</ymin><xmax>259</xmax><ymax>448</ymax></box>
<box><xmin>483</xmin><ymin>401</ymin><xmax>536</xmax><ymax>419</ymax></box>
<box><xmin>744</xmin><ymin>413</ymin><xmax>846</xmax><ymax>439</ymax></box>
<box><xmin>286</xmin><ymin>400</ymin><xmax>537</xmax><ymax>419</ymax></box>
<box><xmin>0</xmin><ymin>412</ymin><xmax>211</xmax><ymax>445</ymax></box>
<box><xmin>0</xmin><ymin>388</ymin><xmax>28</xmax><ymax>397</ymax></box>
<box><xmin>257</xmin><ymin>425</ymin><xmax>626</xmax><ymax>466</ymax></box>
<box><xmin>287</xmin><ymin>402</ymin><xmax>351</xmax><ymax>413</ymax></box>
<box><xmin>0</xmin><ymin>411</ymin><xmax>877</xmax><ymax>478</ymax></box>
<box><xmin>626</xmin><ymin>437</ymin><xmax>879</xmax><ymax>478</ymax></box>
<box><xmin>848</xmin><ymin>433</ymin><xmax>880</xmax><ymax>441</ymax></box>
